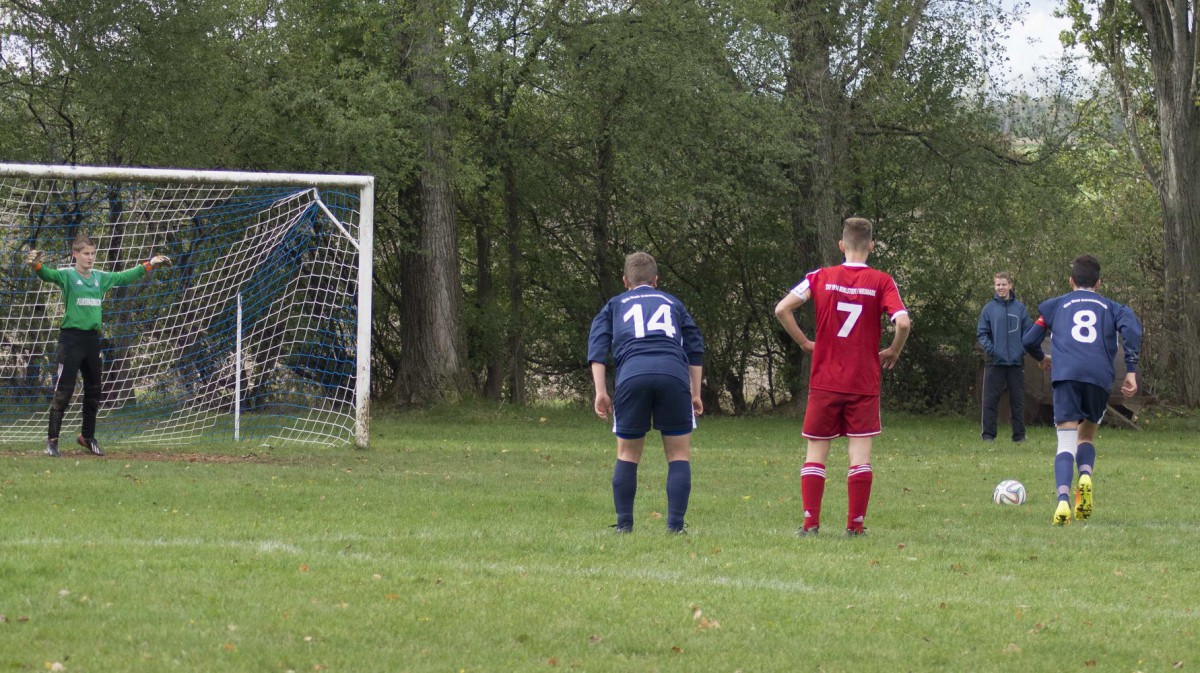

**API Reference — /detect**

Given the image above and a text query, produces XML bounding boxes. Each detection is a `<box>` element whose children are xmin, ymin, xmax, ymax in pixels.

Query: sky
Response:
<box><xmin>996</xmin><ymin>0</ymin><xmax>1096</xmax><ymax>89</ymax></box>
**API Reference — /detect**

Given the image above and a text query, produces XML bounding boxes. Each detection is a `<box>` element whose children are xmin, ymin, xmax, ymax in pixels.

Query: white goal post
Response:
<box><xmin>0</xmin><ymin>163</ymin><xmax>374</xmax><ymax>448</ymax></box>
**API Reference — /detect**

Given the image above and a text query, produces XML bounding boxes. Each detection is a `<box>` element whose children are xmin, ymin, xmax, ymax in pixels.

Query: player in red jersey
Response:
<box><xmin>774</xmin><ymin>218</ymin><xmax>911</xmax><ymax>537</ymax></box>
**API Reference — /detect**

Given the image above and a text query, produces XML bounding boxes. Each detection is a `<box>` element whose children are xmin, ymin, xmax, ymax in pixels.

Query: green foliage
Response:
<box><xmin>2</xmin><ymin>410</ymin><xmax>1198</xmax><ymax>670</ymax></box>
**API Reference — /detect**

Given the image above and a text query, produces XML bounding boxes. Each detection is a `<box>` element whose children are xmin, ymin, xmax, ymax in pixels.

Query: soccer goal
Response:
<box><xmin>0</xmin><ymin>163</ymin><xmax>373</xmax><ymax>449</ymax></box>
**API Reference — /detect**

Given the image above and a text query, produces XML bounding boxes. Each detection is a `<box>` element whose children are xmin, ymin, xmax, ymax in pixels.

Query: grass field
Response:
<box><xmin>2</xmin><ymin>405</ymin><xmax>1198</xmax><ymax>672</ymax></box>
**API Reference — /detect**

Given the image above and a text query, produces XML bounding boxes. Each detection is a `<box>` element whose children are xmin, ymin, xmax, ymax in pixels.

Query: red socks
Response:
<box><xmin>846</xmin><ymin>464</ymin><xmax>873</xmax><ymax>532</ymax></box>
<box><xmin>800</xmin><ymin>462</ymin><xmax>826</xmax><ymax>531</ymax></box>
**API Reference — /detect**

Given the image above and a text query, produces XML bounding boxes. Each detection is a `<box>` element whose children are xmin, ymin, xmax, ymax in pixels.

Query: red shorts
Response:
<box><xmin>801</xmin><ymin>389</ymin><xmax>882</xmax><ymax>440</ymax></box>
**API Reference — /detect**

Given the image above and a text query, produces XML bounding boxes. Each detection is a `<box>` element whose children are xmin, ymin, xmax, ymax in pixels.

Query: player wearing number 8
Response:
<box><xmin>1023</xmin><ymin>254</ymin><xmax>1142</xmax><ymax>526</ymax></box>
<box><xmin>587</xmin><ymin>252</ymin><xmax>705</xmax><ymax>534</ymax></box>
<box><xmin>775</xmin><ymin>218</ymin><xmax>911</xmax><ymax>537</ymax></box>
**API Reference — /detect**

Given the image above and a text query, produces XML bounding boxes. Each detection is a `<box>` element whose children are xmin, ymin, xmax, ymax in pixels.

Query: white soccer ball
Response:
<box><xmin>993</xmin><ymin>479</ymin><xmax>1026</xmax><ymax>505</ymax></box>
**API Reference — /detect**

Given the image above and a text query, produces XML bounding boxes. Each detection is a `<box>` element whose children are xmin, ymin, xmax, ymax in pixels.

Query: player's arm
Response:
<box><xmin>586</xmin><ymin>305</ymin><xmax>614</xmax><ymax>420</ymax></box>
<box><xmin>678</xmin><ymin>305</ymin><xmax>705</xmax><ymax>416</ymax></box>
<box><xmin>774</xmin><ymin>288</ymin><xmax>814</xmax><ymax>353</ymax></box>
<box><xmin>1022</xmin><ymin>316</ymin><xmax>1048</xmax><ymax>361</ymax></box>
<box><xmin>591</xmin><ymin>361</ymin><xmax>612</xmax><ymax>420</ymax></box>
<box><xmin>689</xmin><ymin>364</ymin><xmax>703</xmax><ymax>417</ymax></box>
<box><xmin>1116</xmin><ymin>303</ymin><xmax>1143</xmax><ymax>397</ymax></box>
<box><xmin>27</xmin><ymin>250</ymin><xmax>61</xmax><ymax>283</ymax></box>
<box><xmin>879</xmin><ymin>311</ymin><xmax>911</xmax><ymax>370</ymax></box>
<box><xmin>976</xmin><ymin>308</ymin><xmax>994</xmax><ymax>356</ymax></box>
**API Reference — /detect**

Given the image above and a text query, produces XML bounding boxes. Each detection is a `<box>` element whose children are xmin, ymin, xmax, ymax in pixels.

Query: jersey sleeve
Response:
<box><xmin>976</xmin><ymin>307</ymin><xmax>995</xmax><ymax>355</ymax></box>
<box><xmin>102</xmin><ymin>263</ymin><xmax>149</xmax><ymax>289</ymax></box>
<box><xmin>1022</xmin><ymin>299</ymin><xmax>1053</xmax><ymax>360</ymax></box>
<box><xmin>1114</xmin><ymin>302</ymin><xmax>1143</xmax><ymax>373</ymax></box>
<box><xmin>880</xmin><ymin>275</ymin><xmax>907</xmax><ymax>320</ymax></box>
<box><xmin>677</xmin><ymin>303</ymin><xmax>705</xmax><ymax>366</ymax></box>
<box><xmin>586</xmin><ymin>301</ymin><xmax>614</xmax><ymax>365</ymax></box>
<box><xmin>34</xmin><ymin>263</ymin><xmax>64</xmax><ymax>286</ymax></box>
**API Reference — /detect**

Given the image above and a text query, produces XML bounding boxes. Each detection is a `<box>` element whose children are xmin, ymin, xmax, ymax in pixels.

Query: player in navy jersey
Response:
<box><xmin>1023</xmin><ymin>254</ymin><xmax>1141</xmax><ymax>525</ymax></box>
<box><xmin>587</xmin><ymin>252</ymin><xmax>705</xmax><ymax>534</ymax></box>
<box><xmin>775</xmin><ymin>218</ymin><xmax>911</xmax><ymax>537</ymax></box>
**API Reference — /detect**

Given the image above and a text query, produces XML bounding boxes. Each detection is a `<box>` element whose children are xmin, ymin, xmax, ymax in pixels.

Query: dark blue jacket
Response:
<box><xmin>977</xmin><ymin>292</ymin><xmax>1034</xmax><ymax>366</ymax></box>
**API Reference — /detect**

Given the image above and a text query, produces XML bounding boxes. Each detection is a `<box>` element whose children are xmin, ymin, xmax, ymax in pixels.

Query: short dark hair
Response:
<box><xmin>623</xmin><ymin>251</ymin><xmax>658</xmax><ymax>286</ymax></box>
<box><xmin>1071</xmin><ymin>254</ymin><xmax>1101</xmax><ymax>289</ymax></box>
<box><xmin>842</xmin><ymin>218</ymin><xmax>873</xmax><ymax>251</ymax></box>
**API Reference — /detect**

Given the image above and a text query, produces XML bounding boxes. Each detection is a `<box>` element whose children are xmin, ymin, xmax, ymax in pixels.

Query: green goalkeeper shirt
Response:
<box><xmin>34</xmin><ymin>262</ymin><xmax>148</xmax><ymax>331</ymax></box>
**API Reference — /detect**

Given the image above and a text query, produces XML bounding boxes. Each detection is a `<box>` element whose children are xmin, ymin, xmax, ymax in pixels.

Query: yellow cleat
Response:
<box><xmin>1075</xmin><ymin>474</ymin><xmax>1093</xmax><ymax>520</ymax></box>
<box><xmin>1053</xmin><ymin>500</ymin><xmax>1071</xmax><ymax>526</ymax></box>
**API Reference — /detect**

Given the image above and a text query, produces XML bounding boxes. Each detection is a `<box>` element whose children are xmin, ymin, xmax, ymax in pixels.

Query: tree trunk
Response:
<box><xmin>504</xmin><ymin>160</ymin><xmax>527</xmax><ymax>403</ymax></box>
<box><xmin>393</xmin><ymin>5</ymin><xmax>468</xmax><ymax>406</ymax></box>
<box><xmin>474</xmin><ymin>209</ymin><xmax>504</xmax><ymax>400</ymax></box>
<box><xmin>1128</xmin><ymin>0</ymin><xmax>1200</xmax><ymax>404</ymax></box>
<box><xmin>1156</xmin><ymin>116</ymin><xmax>1200</xmax><ymax>402</ymax></box>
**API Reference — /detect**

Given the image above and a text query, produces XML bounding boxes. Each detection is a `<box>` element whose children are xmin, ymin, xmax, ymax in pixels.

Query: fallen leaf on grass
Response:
<box><xmin>1003</xmin><ymin>643</ymin><xmax>1021</xmax><ymax>654</ymax></box>
<box><xmin>1084</xmin><ymin>661</ymin><xmax>1096</xmax><ymax>667</ymax></box>
<box><xmin>588</xmin><ymin>634</ymin><xmax>603</xmax><ymax>644</ymax></box>
<box><xmin>697</xmin><ymin>618</ymin><xmax>721</xmax><ymax>631</ymax></box>
<box><xmin>46</xmin><ymin>663</ymin><xmax>65</xmax><ymax>672</ymax></box>
<box><xmin>547</xmin><ymin>658</ymin><xmax>558</xmax><ymax>666</ymax></box>
<box><xmin>222</xmin><ymin>643</ymin><xmax>236</xmax><ymax>652</ymax></box>
<box><xmin>671</xmin><ymin>646</ymin><xmax>683</xmax><ymax>654</ymax></box>
<box><xmin>650</xmin><ymin>511</ymin><xmax>663</xmax><ymax>520</ymax></box>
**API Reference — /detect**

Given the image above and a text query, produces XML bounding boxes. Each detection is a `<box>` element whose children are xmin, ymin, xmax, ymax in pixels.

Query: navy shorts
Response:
<box><xmin>612</xmin><ymin>373</ymin><xmax>695</xmax><ymax>439</ymax></box>
<box><xmin>1052</xmin><ymin>380</ymin><xmax>1110</xmax><ymax>425</ymax></box>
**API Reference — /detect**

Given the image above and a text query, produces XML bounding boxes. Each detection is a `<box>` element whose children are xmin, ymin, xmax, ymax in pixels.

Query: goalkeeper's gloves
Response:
<box><xmin>148</xmin><ymin>254</ymin><xmax>172</xmax><ymax>269</ymax></box>
<box><xmin>26</xmin><ymin>249</ymin><xmax>44</xmax><ymax>267</ymax></box>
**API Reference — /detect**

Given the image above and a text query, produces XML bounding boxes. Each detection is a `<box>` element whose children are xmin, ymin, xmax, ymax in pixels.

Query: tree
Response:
<box><xmin>1065</xmin><ymin>0</ymin><xmax>1200</xmax><ymax>404</ymax></box>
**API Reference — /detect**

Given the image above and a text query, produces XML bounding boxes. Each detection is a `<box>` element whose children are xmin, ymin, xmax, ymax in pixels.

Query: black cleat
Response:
<box><xmin>45</xmin><ymin>438</ymin><xmax>60</xmax><ymax>457</ymax></box>
<box><xmin>610</xmin><ymin>523</ymin><xmax>632</xmax><ymax>534</ymax></box>
<box><xmin>797</xmin><ymin>526</ymin><xmax>820</xmax><ymax>538</ymax></box>
<box><xmin>667</xmin><ymin>523</ymin><xmax>688</xmax><ymax>535</ymax></box>
<box><xmin>77</xmin><ymin>434</ymin><xmax>104</xmax><ymax>456</ymax></box>
<box><xmin>845</xmin><ymin>528</ymin><xmax>868</xmax><ymax>537</ymax></box>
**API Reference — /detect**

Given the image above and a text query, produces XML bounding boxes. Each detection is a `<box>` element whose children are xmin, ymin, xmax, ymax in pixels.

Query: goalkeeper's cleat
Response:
<box><xmin>1053</xmin><ymin>500</ymin><xmax>1071</xmax><ymax>526</ymax></box>
<box><xmin>1075</xmin><ymin>474</ymin><xmax>1093</xmax><ymax>520</ymax></box>
<box><xmin>45</xmin><ymin>438</ymin><xmax>59</xmax><ymax>458</ymax></box>
<box><xmin>77</xmin><ymin>434</ymin><xmax>104</xmax><ymax>456</ymax></box>
<box><xmin>796</xmin><ymin>526</ymin><xmax>819</xmax><ymax>538</ymax></box>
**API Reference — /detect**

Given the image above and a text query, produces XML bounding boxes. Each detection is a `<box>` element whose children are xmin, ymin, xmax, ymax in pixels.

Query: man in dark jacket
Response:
<box><xmin>977</xmin><ymin>271</ymin><xmax>1035</xmax><ymax>442</ymax></box>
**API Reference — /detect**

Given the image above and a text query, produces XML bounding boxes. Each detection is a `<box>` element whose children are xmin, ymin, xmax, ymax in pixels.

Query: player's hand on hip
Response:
<box><xmin>26</xmin><ymin>249</ymin><xmax>44</xmax><ymax>266</ymax></box>
<box><xmin>594</xmin><ymin>392</ymin><xmax>612</xmax><ymax>420</ymax></box>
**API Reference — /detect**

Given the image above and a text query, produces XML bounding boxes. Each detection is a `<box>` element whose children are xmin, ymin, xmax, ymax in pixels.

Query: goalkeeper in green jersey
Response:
<box><xmin>27</xmin><ymin>232</ymin><xmax>170</xmax><ymax>457</ymax></box>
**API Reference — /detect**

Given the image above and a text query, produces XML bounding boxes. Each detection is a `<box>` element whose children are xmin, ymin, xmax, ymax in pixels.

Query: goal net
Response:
<box><xmin>0</xmin><ymin>163</ymin><xmax>374</xmax><ymax>449</ymax></box>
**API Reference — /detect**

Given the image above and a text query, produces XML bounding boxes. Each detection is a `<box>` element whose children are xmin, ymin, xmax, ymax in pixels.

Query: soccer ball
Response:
<box><xmin>993</xmin><ymin>479</ymin><xmax>1026</xmax><ymax>505</ymax></box>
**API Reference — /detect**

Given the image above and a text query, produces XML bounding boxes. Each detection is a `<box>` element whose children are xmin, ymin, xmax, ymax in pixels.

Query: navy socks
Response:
<box><xmin>666</xmin><ymin>460</ymin><xmax>692</xmax><ymax>531</ymax></box>
<box><xmin>612</xmin><ymin>460</ymin><xmax>638</xmax><ymax>529</ymax></box>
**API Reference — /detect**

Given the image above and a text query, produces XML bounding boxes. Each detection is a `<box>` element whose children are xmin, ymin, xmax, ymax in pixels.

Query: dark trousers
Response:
<box><xmin>48</xmin><ymin>328</ymin><xmax>102</xmax><ymax>440</ymax></box>
<box><xmin>981</xmin><ymin>364</ymin><xmax>1025</xmax><ymax>441</ymax></box>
